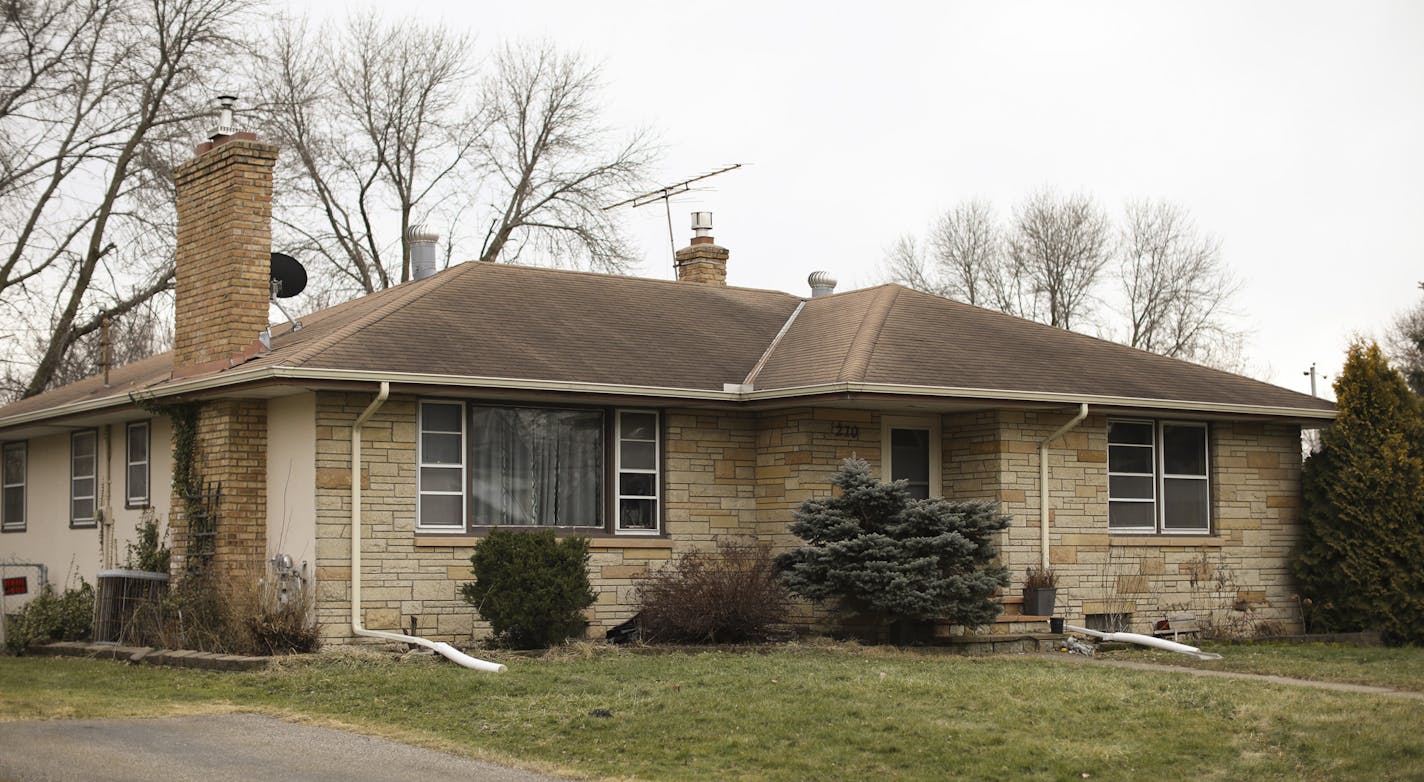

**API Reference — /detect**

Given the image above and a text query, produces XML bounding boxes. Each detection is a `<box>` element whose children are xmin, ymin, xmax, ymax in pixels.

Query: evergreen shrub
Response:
<box><xmin>1293</xmin><ymin>341</ymin><xmax>1424</xmax><ymax>645</ymax></box>
<box><xmin>776</xmin><ymin>458</ymin><xmax>1011</xmax><ymax>641</ymax></box>
<box><xmin>461</xmin><ymin>529</ymin><xmax>596</xmax><ymax>648</ymax></box>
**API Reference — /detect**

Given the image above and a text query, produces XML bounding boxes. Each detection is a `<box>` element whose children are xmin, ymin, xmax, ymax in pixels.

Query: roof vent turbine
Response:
<box><xmin>808</xmin><ymin>271</ymin><xmax>837</xmax><ymax>298</ymax></box>
<box><xmin>407</xmin><ymin>225</ymin><xmax>440</xmax><ymax>280</ymax></box>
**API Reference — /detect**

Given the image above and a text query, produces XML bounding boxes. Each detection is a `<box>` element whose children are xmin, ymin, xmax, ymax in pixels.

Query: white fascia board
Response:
<box><xmin>740</xmin><ymin>382</ymin><xmax>1338</xmax><ymax>421</ymax></box>
<box><xmin>0</xmin><ymin>368</ymin><xmax>1336</xmax><ymax>432</ymax></box>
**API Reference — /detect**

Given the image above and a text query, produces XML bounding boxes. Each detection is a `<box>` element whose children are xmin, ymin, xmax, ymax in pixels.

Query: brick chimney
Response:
<box><xmin>674</xmin><ymin>211</ymin><xmax>728</xmax><ymax>285</ymax></box>
<box><xmin>166</xmin><ymin>96</ymin><xmax>273</xmax><ymax>588</ymax></box>
<box><xmin>172</xmin><ymin>95</ymin><xmax>279</xmax><ymax>375</ymax></box>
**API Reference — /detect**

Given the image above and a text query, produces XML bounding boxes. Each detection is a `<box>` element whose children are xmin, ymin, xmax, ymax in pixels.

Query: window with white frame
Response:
<box><xmin>882</xmin><ymin>416</ymin><xmax>942</xmax><ymax>500</ymax></box>
<box><xmin>418</xmin><ymin>401</ymin><xmax>466</xmax><ymax>529</ymax></box>
<box><xmin>126</xmin><ymin>420</ymin><xmax>150</xmax><ymax>507</ymax></box>
<box><xmin>2</xmin><ymin>442</ymin><xmax>24</xmax><ymax>532</ymax></box>
<box><xmin>71</xmin><ymin>429</ymin><xmax>97</xmax><ymax>527</ymax></box>
<box><xmin>418</xmin><ymin>402</ymin><xmax>656</xmax><ymax>534</ymax></box>
<box><xmin>616</xmin><ymin>411</ymin><xmax>659</xmax><ymax>533</ymax></box>
<box><xmin>1108</xmin><ymin>420</ymin><xmax>1210</xmax><ymax>534</ymax></box>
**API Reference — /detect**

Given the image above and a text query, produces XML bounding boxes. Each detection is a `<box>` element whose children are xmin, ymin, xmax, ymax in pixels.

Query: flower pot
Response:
<box><xmin>1024</xmin><ymin>587</ymin><xmax>1057</xmax><ymax>617</ymax></box>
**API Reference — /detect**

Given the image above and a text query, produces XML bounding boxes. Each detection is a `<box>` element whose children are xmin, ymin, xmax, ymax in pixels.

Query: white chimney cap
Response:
<box><xmin>691</xmin><ymin>211</ymin><xmax>713</xmax><ymax>238</ymax></box>
<box><xmin>210</xmin><ymin>94</ymin><xmax>239</xmax><ymax>140</ymax></box>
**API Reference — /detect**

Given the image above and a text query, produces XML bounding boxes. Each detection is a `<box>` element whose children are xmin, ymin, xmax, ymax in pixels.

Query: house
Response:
<box><xmin>0</xmin><ymin>124</ymin><xmax>1336</xmax><ymax>645</ymax></box>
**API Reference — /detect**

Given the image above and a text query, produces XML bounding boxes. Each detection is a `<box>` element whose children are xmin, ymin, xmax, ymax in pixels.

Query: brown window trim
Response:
<box><xmin>70</xmin><ymin>428</ymin><xmax>98</xmax><ymax>529</ymax></box>
<box><xmin>124</xmin><ymin>418</ymin><xmax>150</xmax><ymax>509</ymax></box>
<box><xmin>1106</xmin><ymin>418</ymin><xmax>1213</xmax><ymax>537</ymax></box>
<box><xmin>1</xmin><ymin>440</ymin><xmax>24</xmax><ymax>533</ymax></box>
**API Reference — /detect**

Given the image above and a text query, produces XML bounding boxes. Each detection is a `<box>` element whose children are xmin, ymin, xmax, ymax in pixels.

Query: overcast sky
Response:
<box><xmin>304</xmin><ymin>0</ymin><xmax>1424</xmax><ymax>399</ymax></box>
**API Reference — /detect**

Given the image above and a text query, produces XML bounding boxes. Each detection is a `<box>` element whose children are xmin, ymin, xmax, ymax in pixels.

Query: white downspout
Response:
<box><xmin>1064</xmin><ymin>624</ymin><xmax>1223</xmax><ymax>660</ymax></box>
<box><xmin>350</xmin><ymin>381</ymin><xmax>505</xmax><ymax>672</ymax></box>
<box><xmin>1038</xmin><ymin>403</ymin><xmax>1089</xmax><ymax>571</ymax></box>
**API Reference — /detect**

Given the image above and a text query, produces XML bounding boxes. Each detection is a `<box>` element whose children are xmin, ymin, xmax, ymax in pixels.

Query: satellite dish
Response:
<box><xmin>269</xmin><ymin>252</ymin><xmax>307</xmax><ymax>298</ymax></box>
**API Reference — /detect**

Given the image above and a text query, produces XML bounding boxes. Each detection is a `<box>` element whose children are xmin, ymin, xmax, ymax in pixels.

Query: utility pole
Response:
<box><xmin>1303</xmin><ymin>363</ymin><xmax>1326</xmax><ymax>397</ymax></box>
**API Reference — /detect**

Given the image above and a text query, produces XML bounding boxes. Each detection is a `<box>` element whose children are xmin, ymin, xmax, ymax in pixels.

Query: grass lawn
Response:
<box><xmin>1097</xmin><ymin>641</ymin><xmax>1424</xmax><ymax>692</ymax></box>
<box><xmin>3</xmin><ymin>642</ymin><xmax>1423</xmax><ymax>781</ymax></box>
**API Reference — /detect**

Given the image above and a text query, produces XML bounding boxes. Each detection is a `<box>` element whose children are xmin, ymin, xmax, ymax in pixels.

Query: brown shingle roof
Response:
<box><xmin>249</xmin><ymin>262</ymin><xmax>804</xmax><ymax>390</ymax></box>
<box><xmin>0</xmin><ymin>262</ymin><xmax>1334</xmax><ymax>429</ymax></box>
<box><xmin>755</xmin><ymin>285</ymin><xmax>1332</xmax><ymax>412</ymax></box>
<box><xmin>0</xmin><ymin>352</ymin><xmax>172</xmax><ymax>423</ymax></box>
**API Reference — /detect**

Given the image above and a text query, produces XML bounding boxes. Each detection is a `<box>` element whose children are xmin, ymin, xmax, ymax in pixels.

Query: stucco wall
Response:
<box><xmin>267</xmin><ymin>394</ymin><xmax>316</xmax><ymax>575</ymax></box>
<box><xmin>0</xmin><ymin>416</ymin><xmax>172</xmax><ymax>608</ymax></box>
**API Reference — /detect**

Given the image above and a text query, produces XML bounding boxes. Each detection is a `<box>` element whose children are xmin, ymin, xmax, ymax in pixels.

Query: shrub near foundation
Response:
<box><xmin>4</xmin><ymin>580</ymin><xmax>94</xmax><ymax>653</ymax></box>
<box><xmin>777</xmin><ymin>458</ymin><xmax>1011</xmax><ymax>642</ymax></box>
<box><xmin>635</xmin><ymin>540</ymin><xmax>788</xmax><ymax>643</ymax></box>
<box><xmin>460</xmin><ymin>529</ymin><xmax>596</xmax><ymax>649</ymax></box>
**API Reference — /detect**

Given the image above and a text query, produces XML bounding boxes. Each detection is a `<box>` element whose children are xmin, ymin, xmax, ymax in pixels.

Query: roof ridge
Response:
<box><xmin>469</xmin><ymin>260</ymin><xmax>803</xmax><ymax>300</ymax></box>
<box><xmin>742</xmin><ymin>300</ymin><xmax>806</xmax><ymax>387</ymax></box>
<box><xmin>838</xmin><ymin>285</ymin><xmax>901</xmax><ymax>382</ymax></box>
<box><xmin>278</xmin><ymin>263</ymin><xmax>482</xmax><ymax>367</ymax></box>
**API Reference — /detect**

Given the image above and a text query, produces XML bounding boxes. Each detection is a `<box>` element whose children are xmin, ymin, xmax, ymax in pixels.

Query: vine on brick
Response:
<box><xmin>135</xmin><ymin>398</ymin><xmax>206</xmax><ymax>568</ymax></box>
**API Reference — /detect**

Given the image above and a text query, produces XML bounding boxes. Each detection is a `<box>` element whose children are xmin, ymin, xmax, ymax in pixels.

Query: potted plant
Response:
<box><xmin>1022</xmin><ymin>566</ymin><xmax>1058</xmax><ymax>617</ymax></box>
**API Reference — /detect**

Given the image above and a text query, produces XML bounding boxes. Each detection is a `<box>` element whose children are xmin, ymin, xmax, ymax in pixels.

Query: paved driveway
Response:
<box><xmin>0</xmin><ymin>713</ymin><xmax>566</xmax><ymax>782</ymax></box>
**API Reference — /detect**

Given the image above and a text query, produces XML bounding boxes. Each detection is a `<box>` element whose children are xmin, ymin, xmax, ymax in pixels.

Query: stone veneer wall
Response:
<box><xmin>310</xmin><ymin>391</ymin><xmax>1305</xmax><ymax>644</ymax></box>
<box><xmin>311</xmin><ymin>394</ymin><xmax>893</xmax><ymax>645</ymax></box>
<box><xmin>957</xmin><ymin>410</ymin><xmax>1305</xmax><ymax>634</ymax></box>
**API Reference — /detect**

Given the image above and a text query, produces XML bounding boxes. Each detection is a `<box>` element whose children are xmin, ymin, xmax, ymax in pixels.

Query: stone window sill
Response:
<box><xmin>1109</xmin><ymin>535</ymin><xmax>1224</xmax><ymax>548</ymax></box>
<box><xmin>414</xmin><ymin>533</ymin><xmax>673</xmax><ymax>549</ymax></box>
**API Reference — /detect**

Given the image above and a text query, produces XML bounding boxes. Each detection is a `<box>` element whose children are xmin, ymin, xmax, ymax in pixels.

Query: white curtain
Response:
<box><xmin>469</xmin><ymin>407</ymin><xmax>602</xmax><ymax>526</ymax></box>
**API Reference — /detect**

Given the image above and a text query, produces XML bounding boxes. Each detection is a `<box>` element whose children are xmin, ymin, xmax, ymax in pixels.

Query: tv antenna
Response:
<box><xmin>604</xmin><ymin>163</ymin><xmax>743</xmax><ymax>268</ymax></box>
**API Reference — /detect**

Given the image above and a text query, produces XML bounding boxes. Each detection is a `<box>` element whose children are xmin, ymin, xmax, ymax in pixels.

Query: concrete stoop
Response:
<box><xmin>29</xmin><ymin>642</ymin><xmax>272</xmax><ymax>671</ymax></box>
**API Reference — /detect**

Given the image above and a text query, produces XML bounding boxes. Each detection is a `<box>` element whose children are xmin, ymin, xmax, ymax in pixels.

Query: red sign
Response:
<box><xmin>2</xmin><ymin>576</ymin><xmax>26</xmax><ymax>596</ymax></box>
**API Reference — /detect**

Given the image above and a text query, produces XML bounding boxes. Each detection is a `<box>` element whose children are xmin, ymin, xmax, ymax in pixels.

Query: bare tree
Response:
<box><xmin>883</xmin><ymin>233</ymin><xmax>942</xmax><ymax>296</ymax></box>
<box><xmin>1117</xmin><ymin>199</ymin><xmax>1241</xmax><ymax>364</ymax></box>
<box><xmin>474</xmin><ymin>42</ymin><xmax>653</xmax><ymax>270</ymax></box>
<box><xmin>881</xmin><ymin>192</ymin><xmax>1246</xmax><ymax>368</ymax></box>
<box><xmin>1007</xmin><ymin>189</ymin><xmax>1112</xmax><ymax>329</ymax></box>
<box><xmin>1</xmin><ymin>0</ymin><xmax>255</xmax><ymax>399</ymax></box>
<box><xmin>263</xmin><ymin>23</ymin><xmax>653</xmax><ymax>297</ymax></box>
<box><xmin>885</xmin><ymin>201</ymin><xmax>1023</xmax><ymax>312</ymax></box>
<box><xmin>926</xmin><ymin>200</ymin><xmax>1007</xmax><ymax>308</ymax></box>
<box><xmin>1</xmin><ymin>297</ymin><xmax>171</xmax><ymax>398</ymax></box>
<box><xmin>1386</xmin><ymin>288</ymin><xmax>1424</xmax><ymax>395</ymax></box>
<box><xmin>261</xmin><ymin>14</ymin><xmax>480</xmax><ymax>294</ymax></box>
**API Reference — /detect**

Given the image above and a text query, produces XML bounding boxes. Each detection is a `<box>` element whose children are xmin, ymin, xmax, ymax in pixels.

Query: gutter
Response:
<box><xmin>349</xmin><ymin>381</ymin><xmax>504</xmax><ymax>672</ymax></box>
<box><xmin>1038</xmin><ymin>403</ymin><xmax>1089</xmax><ymax>571</ymax></box>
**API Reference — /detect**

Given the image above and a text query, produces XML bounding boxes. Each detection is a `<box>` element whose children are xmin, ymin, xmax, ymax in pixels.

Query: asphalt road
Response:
<box><xmin>0</xmin><ymin>713</ymin><xmax>566</xmax><ymax>782</ymax></box>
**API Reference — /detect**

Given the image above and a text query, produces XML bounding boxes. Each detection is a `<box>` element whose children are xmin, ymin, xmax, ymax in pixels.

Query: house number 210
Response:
<box><xmin>831</xmin><ymin>422</ymin><xmax>860</xmax><ymax>438</ymax></box>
